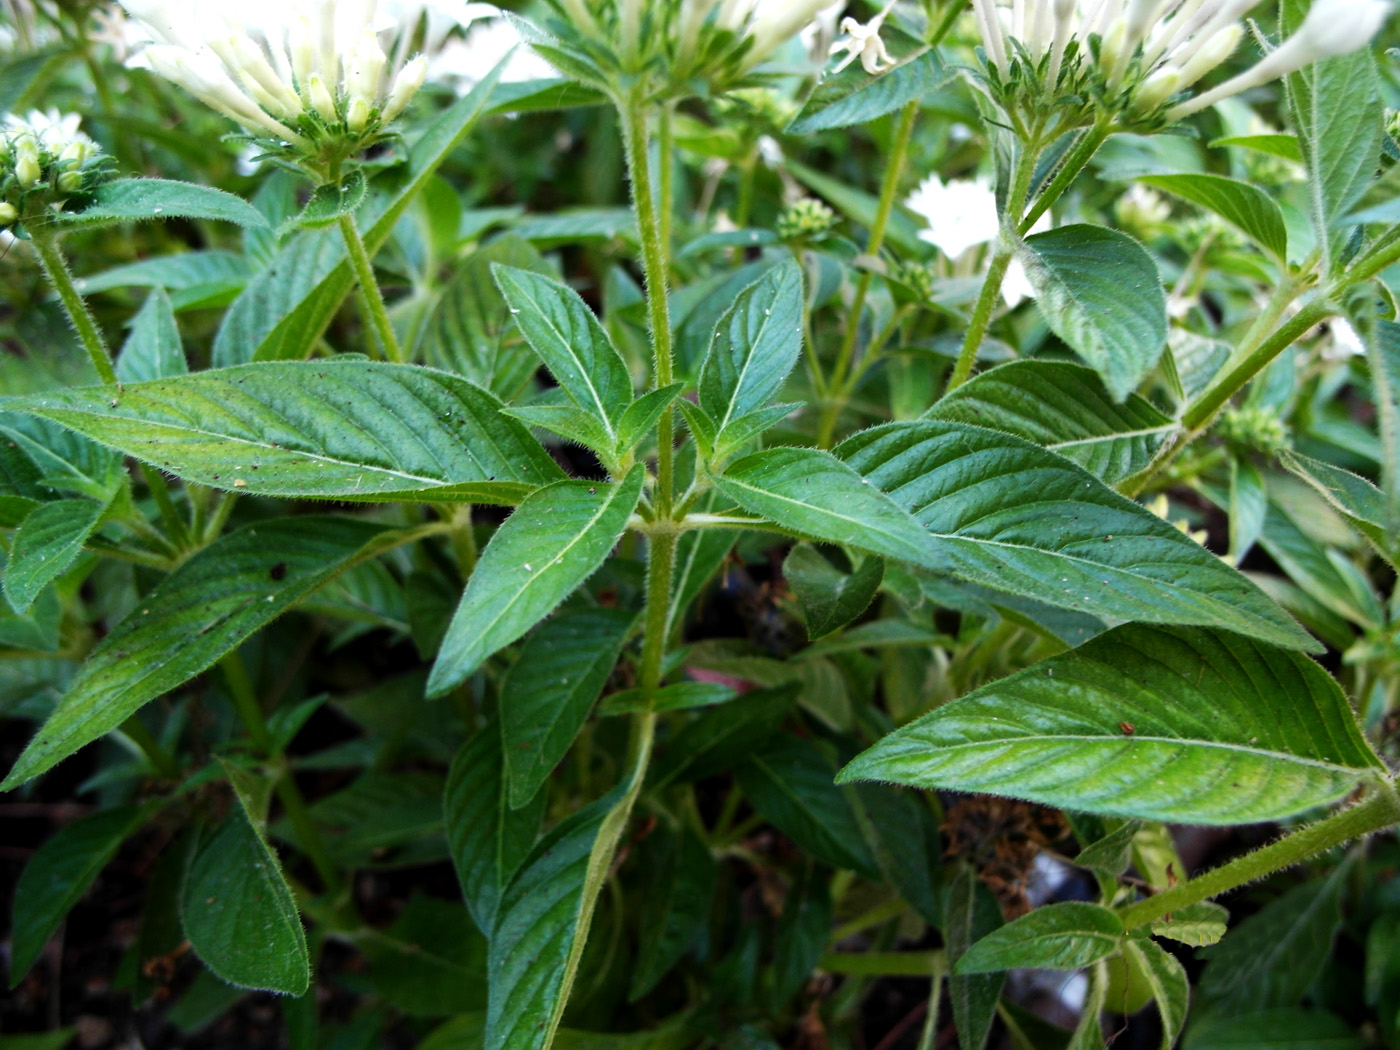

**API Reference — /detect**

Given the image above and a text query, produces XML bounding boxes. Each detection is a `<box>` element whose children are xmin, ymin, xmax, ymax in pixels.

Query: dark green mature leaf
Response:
<box><xmin>738</xmin><ymin>735</ymin><xmax>879</xmax><ymax>878</ymax></box>
<box><xmin>1019</xmin><ymin>224</ymin><xmax>1167</xmax><ymax>401</ymax></box>
<box><xmin>697</xmin><ymin>261</ymin><xmax>805</xmax><ymax>446</ymax></box>
<box><xmin>501</xmin><ymin>608</ymin><xmax>636</xmax><ymax>808</ymax></box>
<box><xmin>56</xmin><ymin>178</ymin><xmax>267</xmax><ymax>230</ymax></box>
<box><xmin>771</xmin><ymin>864</ymin><xmax>832</xmax><ymax>1006</ymax></box>
<box><xmin>1283</xmin><ymin>0</ymin><xmax>1383</xmax><ymax>274</ymax></box>
<box><xmin>4</xmin><ymin>498</ymin><xmax>104</xmax><ymax>613</ymax></box>
<box><xmin>362</xmin><ymin>895</ymin><xmax>488</xmax><ymax>1016</ymax></box>
<box><xmin>839</xmin><ymin>624</ymin><xmax>1380</xmax><ymax>823</ymax></box>
<box><xmin>9</xmin><ymin>362</ymin><xmax>562</xmax><ymax>504</ymax></box>
<box><xmin>648</xmin><ymin>685</ymin><xmax>796</xmax><ymax>787</ymax></box>
<box><xmin>445</xmin><ymin>726</ymin><xmax>545</xmax><ymax>934</ymax></box>
<box><xmin>1138</xmin><ymin>174</ymin><xmax>1288</xmax><ymax>259</ymax></box>
<box><xmin>837</xmin><ymin>421</ymin><xmax>1315</xmax><ymax>651</ymax></box>
<box><xmin>1280</xmin><ymin>451</ymin><xmax>1391</xmax><ymax>556</ymax></box>
<box><xmin>927</xmin><ymin>360</ymin><xmax>1174</xmax><ymax>485</ymax></box>
<box><xmin>1122</xmin><ymin>935</ymin><xmax>1188</xmax><ymax>1050</ymax></box>
<box><xmin>955</xmin><ymin>902</ymin><xmax>1123</xmax><ymax>974</ymax></box>
<box><xmin>117</xmin><ymin>288</ymin><xmax>187</xmax><ymax>383</ymax></box>
<box><xmin>630</xmin><ymin>822</ymin><xmax>716</xmax><ymax>1000</ymax></box>
<box><xmin>180</xmin><ymin>808</ymin><xmax>309</xmax><ymax>994</ymax></box>
<box><xmin>486</xmin><ymin>789</ymin><xmax>621</xmax><ymax>1050</ymax></box>
<box><xmin>715</xmin><ymin>447</ymin><xmax>945</xmax><ymax>570</ymax></box>
<box><xmin>598</xmin><ymin>681</ymin><xmax>736</xmax><ymax>716</ymax></box>
<box><xmin>1186</xmin><ymin>1008</ymin><xmax>1364</xmax><ymax>1050</ymax></box>
<box><xmin>79</xmin><ymin>250</ymin><xmax>251</xmax><ymax>296</ymax></box>
<box><xmin>2</xmin><ymin>517</ymin><xmax>394</xmax><ymax>789</ymax></box>
<box><xmin>290</xmin><ymin>169</ymin><xmax>367</xmax><ymax>230</ymax></box>
<box><xmin>789</xmin><ymin>49</ymin><xmax>944</xmax><ymax>133</ymax></box>
<box><xmin>493</xmin><ymin>266</ymin><xmax>632</xmax><ymax>438</ymax></box>
<box><xmin>785</xmin><ymin>544</ymin><xmax>883</xmax><ymax>640</ymax></box>
<box><xmin>429</xmin><ymin>469</ymin><xmax>643</xmax><ymax>696</ymax></box>
<box><xmin>853</xmin><ymin>785</ymin><xmax>941</xmax><ymax>925</ymax></box>
<box><xmin>9</xmin><ymin>805</ymin><xmax>149</xmax><ymax>986</ymax></box>
<box><xmin>946</xmin><ymin>868</ymin><xmax>1003</xmax><ymax>1050</ymax></box>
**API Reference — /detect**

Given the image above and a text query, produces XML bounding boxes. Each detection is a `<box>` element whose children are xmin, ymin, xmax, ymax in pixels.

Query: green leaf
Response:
<box><xmin>289</xmin><ymin>169</ymin><xmax>367</xmax><ymax>230</ymax></box>
<box><xmin>947</xmin><ymin>870</ymin><xmax>1004</xmax><ymax>1050</ymax></box>
<box><xmin>361</xmin><ymin>896</ymin><xmax>488</xmax><ymax>1016</ymax></box>
<box><xmin>1228</xmin><ymin>458</ymin><xmax>1268</xmax><ymax>564</ymax></box>
<box><xmin>837</xmin><ymin>421</ymin><xmax>1316</xmax><ymax>652</ymax></box>
<box><xmin>1280</xmin><ymin>451</ymin><xmax>1390</xmax><ymax>556</ymax></box>
<box><xmin>1283</xmin><ymin>0</ymin><xmax>1383</xmax><ymax>274</ymax></box>
<box><xmin>1208</xmin><ymin>134</ymin><xmax>1304</xmax><ymax>163</ymax></box>
<box><xmin>927</xmin><ymin>360</ymin><xmax>1173</xmax><ymax>485</ymax></box>
<box><xmin>1019</xmin><ymin>224</ymin><xmax>1167</xmax><ymax>401</ymax></box>
<box><xmin>9</xmin><ymin>362</ymin><xmax>562</xmax><ymax>504</ymax></box>
<box><xmin>629</xmin><ymin>822</ymin><xmax>716</xmax><ymax>1000</ymax></box>
<box><xmin>648</xmin><ymin>685</ymin><xmax>796</xmax><ymax>788</ymax></box>
<box><xmin>714</xmin><ymin>447</ymin><xmax>945</xmax><ymax>571</ymax></box>
<box><xmin>9</xmin><ymin>804</ymin><xmax>149</xmax><ymax>986</ymax></box>
<box><xmin>789</xmin><ymin>49</ymin><xmax>944</xmax><ymax>133</ymax></box>
<box><xmin>771</xmin><ymin>864</ymin><xmax>832</xmax><ymax>1006</ymax></box>
<box><xmin>57</xmin><ymin>178</ymin><xmax>267</xmax><ymax>230</ymax></box>
<box><xmin>77</xmin><ymin>250</ymin><xmax>250</xmax><ymax>296</ymax></box>
<box><xmin>839</xmin><ymin>623</ymin><xmax>1382</xmax><ymax>824</ymax></box>
<box><xmin>697</xmin><ymin>261</ymin><xmax>805</xmax><ymax>438</ymax></box>
<box><xmin>180</xmin><ymin>807</ymin><xmax>309</xmax><ymax>995</ymax></box>
<box><xmin>486</xmin><ymin>789</ymin><xmax>619</xmax><ymax>1050</ymax></box>
<box><xmin>0</xmin><ymin>567</ymin><xmax>60</xmax><ymax>651</ymax></box>
<box><xmin>445</xmin><ymin>726</ymin><xmax>545</xmax><ymax>934</ymax></box>
<box><xmin>737</xmin><ymin>735</ymin><xmax>879</xmax><ymax>878</ymax></box>
<box><xmin>1150</xmin><ymin>901</ymin><xmax>1229</xmax><ymax>948</ymax></box>
<box><xmin>4</xmin><ymin>498</ymin><xmax>105</xmax><ymax>613</ymax></box>
<box><xmin>616</xmin><ymin>384</ymin><xmax>684</xmax><ymax>454</ymax></box>
<box><xmin>504</xmin><ymin>404</ymin><xmax>615</xmax><ymax>456</ymax></box>
<box><xmin>2</xmin><ymin>516</ymin><xmax>394</xmax><ymax>788</ymax></box>
<box><xmin>1120</xmin><ymin>936</ymin><xmax>1188</xmax><ymax>1049</ymax></box>
<box><xmin>1185</xmin><ymin>1008</ymin><xmax>1364</xmax><ymax>1050</ymax></box>
<box><xmin>1138</xmin><ymin>173</ymin><xmax>1288</xmax><ymax>260</ymax></box>
<box><xmin>597</xmin><ymin>681</ymin><xmax>736</xmax><ymax>716</ymax></box>
<box><xmin>117</xmin><ymin>287</ymin><xmax>187</xmax><ymax>383</ymax></box>
<box><xmin>501</xmin><ymin>608</ymin><xmax>636</xmax><ymax>808</ymax></box>
<box><xmin>954</xmin><ymin>902</ymin><xmax>1123</xmax><ymax>974</ymax></box>
<box><xmin>428</xmin><ymin>469</ymin><xmax>644</xmax><ymax>696</ymax></box>
<box><xmin>713</xmin><ymin>403</ymin><xmax>804</xmax><ymax>460</ymax></box>
<box><xmin>492</xmin><ymin>265</ymin><xmax>632</xmax><ymax>439</ymax></box>
<box><xmin>784</xmin><ymin>543</ymin><xmax>883</xmax><ymax>640</ymax></box>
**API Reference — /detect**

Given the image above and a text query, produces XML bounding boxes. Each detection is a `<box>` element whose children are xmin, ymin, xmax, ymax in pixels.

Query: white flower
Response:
<box><xmin>737</xmin><ymin>0</ymin><xmax>847</xmax><ymax>69</ymax></box>
<box><xmin>831</xmin><ymin>1</ymin><xmax>897</xmax><ymax>75</ymax></box>
<box><xmin>4</xmin><ymin>109</ymin><xmax>94</xmax><ymax>156</ymax></box>
<box><xmin>118</xmin><ymin>0</ymin><xmax>434</xmax><ymax>150</ymax></box>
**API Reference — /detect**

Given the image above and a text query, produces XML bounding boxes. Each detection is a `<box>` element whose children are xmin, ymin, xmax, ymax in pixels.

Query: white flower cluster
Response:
<box><xmin>117</xmin><ymin>0</ymin><xmax>430</xmax><ymax>154</ymax></box>
<box><xmin>0</xmin><ymin>110</ymin><xmax>105</xmax><ymax>227</ymax></box>
<box><xmin>971</xmin><ymin>0</ymin><xmax>1389</xmax><ymax>119</ymax></box>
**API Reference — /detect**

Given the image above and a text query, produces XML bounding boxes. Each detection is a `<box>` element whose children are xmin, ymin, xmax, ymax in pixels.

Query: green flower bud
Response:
<box><xmin>0</xmin><ymin>201</ymin><xmax>16</xmax><ymax>226</ymax></box>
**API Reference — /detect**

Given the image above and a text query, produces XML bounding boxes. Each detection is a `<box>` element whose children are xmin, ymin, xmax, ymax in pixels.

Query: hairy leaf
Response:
<box><xmin>1138</xmin><ymin>174</ymin><xmax>1287</xmax><ymax>259</ymax></box>
<box><xmin>955</xmin><ymin>902</ymin><xmax>1123</xmax><ymax>974</ymax></box>
<box><xmin>57</xmin><ymin>178</ymin><xmax>267</xmax><ymax>230</ymax></box>
<box><xmin>4</xmin><ymin>498</ymin><xmax>105</xmax><ymax>613</ymax></box>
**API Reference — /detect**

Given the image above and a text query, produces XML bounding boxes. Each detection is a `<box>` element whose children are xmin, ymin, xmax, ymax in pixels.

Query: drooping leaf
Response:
<box><xmin>954</xmin><ymin>902</ymin><xmax>1123</xmax><ymax>974</ymax></box>
<box><xmin>180</xmin><ymin>807</ymin><xmax>309</xmax><ymax>995</ymax></box>
<box><xmin>714</xmin><ymin>447</ymin><xmax>945</xmax><ymax>571</ymax></box>
<box><xmin>1279</xmin><ymin>451</ymin><xmax>1390</xmax><ymax>557</ymax></box>
<box><xmin>8</xmin><ymin>362</ymin><xmax>562</xmax><ymax>504</ymax></box>
<box><xmin>117</xmin><ymin>287</ymin><xmax>187</xmax><ymax>383</ymax></box>
<box><xmin>9</xmin><ymin>804</ymin><xmax>150</xmax><ymax>986</ymax></box>
<box><xmin>445</xmin><ymin>726</ymin><xmax>545</xmax><ymax>934</ymax></box>
<box><xmin>56</xmin><ymin>178</ymin><xmax>267</xmax><ymax>230</ymax></box>
<box><xmin>429</xmin><ymin>469</ymin><xmax>643</xmax><ymax>696</ymax></box>
<box><xmin>598</xmin><ymin>681</ymin><xmax>737</xmax><ymax>716</ymax></box>
<box><xmin>784</xmin><ymin>543</ymin><xmax>883</xmax><ymax>640</ymax></box>
<box><xmin>501</xmin><ymin>608</ymin><xmax>637</xmax><ymax>808</ymax></box>
<box><xmin>838</xmin><ymin>624</ymin><xmax>1382</xmax><ymax>824</ymax></box>
<box><xmin>1018</xmin><ymin>224</ymin><xmax>1167</xmax><ymax>401</ymax></box>
<box><xmin>927</xmin><ymin>359</ymin><xmax>1174</xmax><ymax>484</ymax></box>
<box><xmin>789</xmin><ymin>48</ymin><xmax>944</xmax><ymax>133</ymax></box>
<box><xmin>1150</xmin><ymin>901</ymin><xmax>1229</xmax><ymax>948</ymax></box>
<box><xmin>1138</xmin><ymin>173</ymin><xmax>1288</xmax><ymax>259</ymax></box>
<box><xmin>1121</xmin><ymin>935</ymin><xmax>1188</xmax><ymax>1049</ymax></box>
<box><xmin>4</xmin><ymin>498</ymin><xmax>105</xmax><ymax>613</ymax></box>
<box><xmin>837</xmin><ymin>421</ymin><xmax>1316</xmax><ymax>651</ymax></box>
<box><xmin>648</xmin><ymin>685</ymin><xmax>796</xmax><ymax>788</ymax></box>
<box><xmin>2</xmin><ymin>517</ymin><xmax>395</xmax><ymax>788</ymax></box>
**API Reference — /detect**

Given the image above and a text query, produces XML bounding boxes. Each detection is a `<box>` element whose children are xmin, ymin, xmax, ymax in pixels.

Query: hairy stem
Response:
<box><xmin>338</xmin><ymin>212</ymin><xmax>403</xmax><ymax>364</ymax></box>
<box><xmin>30</xmin><ymin>231</ymin><xmax>118</xmax><ymax>386</ymax></box>
<box><xmin>1018</xmin><ymin>119</ymin><xmax>1111</xmax><ymax>234</ymax></box>
<box><xmin>1117</xmin><ymin>783</ymin><xmax>1400</xmax><ymax>930</ymax></box>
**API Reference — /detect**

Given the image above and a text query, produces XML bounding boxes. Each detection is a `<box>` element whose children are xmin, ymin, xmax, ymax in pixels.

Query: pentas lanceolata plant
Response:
<box><xmin>8</xmin><ymin>1</ymin><xmax>1400</xmax><ymax>1048</ymax></box>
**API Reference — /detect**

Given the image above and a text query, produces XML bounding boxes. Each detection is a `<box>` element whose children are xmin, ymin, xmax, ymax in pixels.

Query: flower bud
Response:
<box><xmin>381</xmin><ymin>55</ymin><xmax>427</xmax><ymax>122</ymax></box>
<box><xmin>1134</xmin><ymin>65</ymin><xmax>1180</xmax><ymax>109</ymax></box>
<box><xmin>346</xmin><ymin>96</ymin><xmax>371</xmax><ymax>134</ymax></box>
<box><xmin>344</xmin><ymin>29</ymin><xmax>387</xmax><ymax>106</ymax></box>
<box><xmin>307</xmin><ymin>73</ymin><xmax>339</xmax><ymax>122</ymax></box>
<box><xmin>59</xmin><ymin>139</ymin><xmax>91</xmax><ymax>167</ymax></box>
<box><xmin>57</xmin><ymin>169</ymin><xmax>83</xmax><ymax>193</ymax></box>
<box><xmin>1176</xmin><ymin>23</ymin><xmax>1240</xmax><ymax>87</ymax></box>
<box><xmin>16</xmin><ymin>148</ymin><xmax>41</xmax><ymax>188</ymax></box>
<box><xmin>0</xmin><ymin>202</ymin><xmax>16</xmax><ymax>225</ymax></box>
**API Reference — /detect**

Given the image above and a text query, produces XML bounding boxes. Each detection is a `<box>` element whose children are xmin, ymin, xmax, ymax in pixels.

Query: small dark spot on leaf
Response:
<box><xmin>270</xmin><ymin>562</ymin><xmax>287</xmax><ymax>581</ymax></box>
<box><xmin>1119</xmin><ymin>721</ymin><xmax>1135</xmax><ymax>736</ymax></box>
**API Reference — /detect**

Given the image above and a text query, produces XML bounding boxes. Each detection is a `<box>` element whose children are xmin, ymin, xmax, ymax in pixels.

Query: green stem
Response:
<box><xmin>622</xmin><ymin>95</ymin><xmax>676</xmax><ymax>514</ymax></box>
<box><xmin>30</xmin><ymin>231</ymin><xmax>117</xmax><ymax>386</ymax></box>
<box><xmin>817</xmin><ymin>100</ymin><xmax>921</xmax><ymax>449</ymax></box>
<box><xmin>1117</xmin><ymin>783</ymin><xmax>1400</xmax><ymax>930</ymax></box>
<box><xmin>138</xmin><ymin>463</ymin><xmax>191</xmax><ymax>550</ymax></box>
<box><xmin>120</xmin><ymin>715</ymin><xmax>181</xmax><ymax>779</ymax></box>
<box><xmin>637</xmin><ymin>532</ymin><xmax>677</xmax><ymax>696</ymax></box>
<box><xmin>948</xmin><ymin>140</ymin><xmax>1041</xmax><ymax>392</ymax></box>
<box><xmin>1018</xmin><ymin>120</ymin><xmax>1111</xmax><ymax>235</ymax></box>
<box><xmin>338</xmin><ymin>212</ymin><xmax>403</xmax><ymax>364</ymax></box>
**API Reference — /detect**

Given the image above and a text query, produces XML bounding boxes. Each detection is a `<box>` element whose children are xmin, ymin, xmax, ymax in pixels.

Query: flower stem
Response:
<box><xmin>338</xmin><ymin>212</ymin><xmax>403</xmax><ymax>364</ymax></box>
<box><xmin>1018</xmin><ymin>119</ymin><xmax>1111</xmax><ymax>235</ymax></box>
<box><xmin>817</xmin><ymin>100</ymin><xmax>921</xmax><ymax>448</ymax></box>
<box><xmin>30</xmin><ymin>231</ymin><xmax>118</xmax><ymax>386</ymax></box>
<box><xmin>1117</xmin><ymin>782</ymin><xmax>1400</xmax><ymax>930</ymax></box>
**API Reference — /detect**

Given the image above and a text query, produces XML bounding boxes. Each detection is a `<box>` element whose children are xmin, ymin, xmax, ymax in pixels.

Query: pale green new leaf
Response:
<box><xmin>2</xmin><ymin>517</ymin><xmax>395</xmax><ymax>788</ymax></box>
<box><xmin>4</xmin><ymin>497</ymin><xmax>105</xmax><ymax>613</ymax></box>
<box><xmin>1018</xmin><ymin>224</ymin><xmax>1167</xmax><ymax>401</ymax></box>
<box><xmin>1122</xmin><ymin>935</ymin><xmax>1189</xmax><ymax>1050</ymax></box>
<box><xmin>1150</xmin><ymin>901</ymin><xmax>1229</xmax><ymax>948</ymax></box>
<box><xmin>1138</xmin><ymin>174</ymin><xmax>1288</xmax><ymax>260</ymax></box>
<box><xmin>8</xmin><ymin>362</ymin><xmax>563</xmax><ymax>505</ymax></box>
<box><xmin>955</xmin><ymin>902</ymin><xmax>1123</xmax><ymax>974</ymax></box>
<box><xmin>838</xmin><ymin>624</ymin><xmax>1381</xmax><ymax>824</ymax></box>
<box><xmin>180</xmin><ymin>807</ymin><xmax>309</xmax><ymax>995</ymax></box>
<box><xmin>837</xmin><ymin>421</ymin><xmax>1315</xmax><ymax>651</ymax></box>
<box><xmin>501</xmin><ymin>608</ymin><xmax>637</xmax><ymax>808</ymax></box>
<box><xmin>926</xmin><ymin>360</ymin><xmax>1174</xmax><ymax>484</ymax></box>
<box><xmin>428</xmin><ymin>468</ymin><xmax>643</xmax><ymax>696</ymax></box>
<box><xmin>1280</xmin><ymin>451</ymin><xmax>1390</xmax><ymax>557</ymax></box>
<box><xmin>713</xmin><ymin>447</ymin><xmax>946</xmax><ymax>571</ymax></box>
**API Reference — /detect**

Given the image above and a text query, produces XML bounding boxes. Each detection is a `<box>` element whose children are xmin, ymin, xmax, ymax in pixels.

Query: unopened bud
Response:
<box><xmin>344</xmin><ymin>30</ymin><xmax>387</xmax><ymax>105</ymax></box>
<box><xmin>59</xmin><ymin>139</ymin><xmax>90</xmax><ymax>166</ymax></box>
<box><xmin>15</xmin><ymin>150</ymin><xmax>41</xmax><ymax>188</ymax></box>
<box><xmin>1177</xmin><ymin>23</ymin><xmax>1241</xmax><ymax>87</ymax></box>
<box><xmin>346</xmin><ymin>96</ymin><xmax>371</xmax><ymax>134</ymax></box>
<box><xmin>1135</xmin><ymin>65</ymin><xmax>1180</xmax><ymax>110</ymax></box>
<box><xmin>57</xmin><ymin>169</ymin><xmax>83</xmax><ymax>193</ymax></box>
<box><xmin>307</xmin><ymin>73</ymin><xmax>338</xmax><ymax>122</ymax></box>
<box><xmin>0</xmin><ymin>201</ymin><xmax>16</xmax><ymax>225</ymax></box>
<box><xmin>381</xmin><ymin>55</ymin><xmax>427</xmax><ymax>122</ymax></box>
